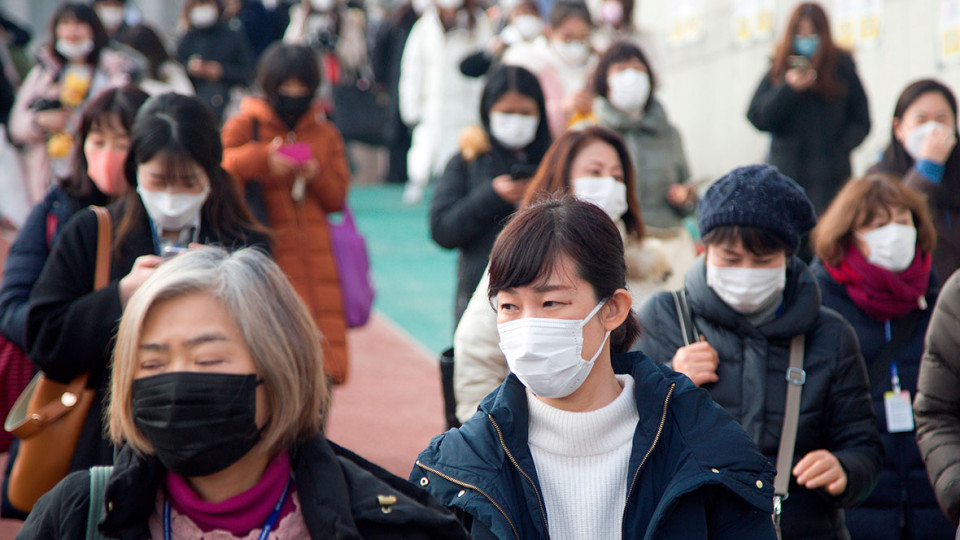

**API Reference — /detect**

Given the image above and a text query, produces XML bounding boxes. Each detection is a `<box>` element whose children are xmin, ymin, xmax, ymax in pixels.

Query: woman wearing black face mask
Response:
<box><xmin>18</xmin><ymin>247</ymin><xmax>471</xmax><ymax>539</ymax></box>
<box><xmin>222</xmin><ymin>43</ymin><xmax>352</xmax><ymax>385</ymax></box>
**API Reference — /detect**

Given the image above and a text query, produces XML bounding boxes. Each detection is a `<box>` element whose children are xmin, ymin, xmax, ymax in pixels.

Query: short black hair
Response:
<box><xmin>255</xmin><ymin>42</ymin><xmax>321</xmax><ymax>98</ymax></box>
<box><xmin>591</xmin><ymin>41</ymin><xmax>656</xmax><ymax>111</ymax></box>
<box><xmin>702</xmin><ymin>225</ymin><xmax>793</xmax><ymax>257</ymax></box>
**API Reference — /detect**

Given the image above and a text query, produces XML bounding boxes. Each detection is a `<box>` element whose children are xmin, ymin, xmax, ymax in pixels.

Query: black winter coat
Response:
<box><xmin>635</xmin><ymin>257</ymin><xmax>884</xmax><ymax>540</ymax></box>
<box><xmin>25</xmin><ymin>200</ymin><xmax>268</xmax><ymax>474</ymax></box>
<box><xmin>176</xmin><ymin>21</ymin><xmax>254</xmax><ymax>122</ymax></box>
<box><xmin>813</xmin><ymin>261</ymin><xmax>953</xmax><ymax>539</ymax></box>
<box><xmin>747</xmin><ymin>52</ymin><xmax>871</xmax><ymax>214</ymax></box>
<box><xmin>0</xmin><ymin>186</ymin><xmax>106</xmax><ymax>349</ymax></box>
<box><xmin>412</xmin><ymin>352</ymin><xmax>778</xmax><ymax>540</ymax></box>
<box><xmin>18</xmin><ymin>436</ymin><xmax>471</xmax><ymax>539</ymax></box>
<box><xmin>916</xmin><ymin>270</ymin><xmax>960</xmax><ymax>526</ymax></box>
<box><xmin>430</xmin><ymin>145</ymin><xmax>522</xmax><ymax>323</ymax></box>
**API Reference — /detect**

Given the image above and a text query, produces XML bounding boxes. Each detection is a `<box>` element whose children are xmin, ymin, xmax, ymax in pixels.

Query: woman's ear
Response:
<box><xmin>601</xmin><ymin>288</ymin><xmax>632</xmax><ymax>331</ymax></box>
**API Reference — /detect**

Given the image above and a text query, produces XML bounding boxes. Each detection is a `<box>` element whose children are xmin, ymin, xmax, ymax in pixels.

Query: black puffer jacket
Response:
<box><xmin>430</xmin><ymin>133</ymin><xmax>524</xmax><ymax>323</ymax></box>
<box><xmin>635</xmin><ymin>257</ymin><xmax>884</xmax><ymax>540</ymax></box>
<box><xmin>747</xmin><ymin>52</ymin><xmax>870</xmax><ymax>214</ymax></box>
<box><xmin>915</xmin><ymin>270</ymin><xmax>960</xmax><ymax>526</ymax></box>
<box><xmin>18</xmin><ymin>436</ymin><xmax>470</xmax><ymax>539</ymax></box>
<box><xmin>176</xmin><ymin>20</ymin><xmax>253</xmax><ymax>123</ymax></box>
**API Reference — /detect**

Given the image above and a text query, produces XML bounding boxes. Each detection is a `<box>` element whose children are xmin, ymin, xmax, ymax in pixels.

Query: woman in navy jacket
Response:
<box><xmin>810</xmin><ymin>173</ymin><xmax>953</xmax><ymax>539</ymax></box>
<box><xmin>413</xmin><ymin>197</ymin><xmax>777</xmax><ymax>539</ymax></box>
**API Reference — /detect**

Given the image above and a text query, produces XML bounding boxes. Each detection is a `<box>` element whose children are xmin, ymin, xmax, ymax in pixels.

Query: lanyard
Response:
<box><xmin>890</xmin><ymin>361</ymin><xmax>901</xmax><ymax>394</ymax></box>
<box><xmin>164</xmin><ymin>476</ymin><xmax>292</xmax><ymax>540</ymax></box>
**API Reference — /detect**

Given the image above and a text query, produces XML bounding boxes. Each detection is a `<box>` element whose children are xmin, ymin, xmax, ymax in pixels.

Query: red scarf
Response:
<box><xmin>825</xmin><ymin>244</ymin><xmax>931</xmax><ymax>321</ymax></box>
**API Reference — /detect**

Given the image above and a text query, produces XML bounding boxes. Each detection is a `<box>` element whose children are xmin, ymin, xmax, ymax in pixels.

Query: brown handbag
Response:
<box><xmin>3</xmin><ymin>206</ymin><xmax>112</xmax><ymax>513</ymax></box>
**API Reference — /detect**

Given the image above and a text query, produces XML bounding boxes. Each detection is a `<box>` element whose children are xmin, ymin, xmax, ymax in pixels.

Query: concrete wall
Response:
<box><xmin>636</xmin><ymin>0</ymin><xmax>959</xmax><ymax>182</ymax></box>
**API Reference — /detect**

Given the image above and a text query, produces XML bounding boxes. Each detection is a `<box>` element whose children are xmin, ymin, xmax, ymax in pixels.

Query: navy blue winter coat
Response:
<box><xmin>636</xmin><ymin>257</ymin><xmax>884</xmax><ymax>539</ymax></box>
<box><xmin>813</xmin><ymin>261</ymin><xmax>954</xmax><ymax>539</ymax></box>
<box><xmin>0</xmin><ymin>186</ymin><xmax>106</xmax><ymax>349</ymax></box>
<box><xmin>411</xmin><ymin>352</ymin><xmax>779</xmax><ymax>540</ymax></box>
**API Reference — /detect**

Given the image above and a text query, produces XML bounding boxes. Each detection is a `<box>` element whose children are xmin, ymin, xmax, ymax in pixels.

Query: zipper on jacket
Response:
<box><xmin>414</xmin><ymin>460</ymin><xmax>521</xmax><ymax>540</ymax></box>
<box><xmin>624</xmin><ymin>383</ymin><xmax>675</xmax><ymax>507</ymax></box>
<box><xmin>488</xmin><ymin>414</ymin><xmax>551</xmax><ymax>536</ymax></box>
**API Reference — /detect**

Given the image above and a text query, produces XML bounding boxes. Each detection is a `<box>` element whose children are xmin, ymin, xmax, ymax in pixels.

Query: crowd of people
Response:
<box><xmin>0</xmin><ymin>0</ymin><xmax>960</xmax><ymax>538</ymax></box>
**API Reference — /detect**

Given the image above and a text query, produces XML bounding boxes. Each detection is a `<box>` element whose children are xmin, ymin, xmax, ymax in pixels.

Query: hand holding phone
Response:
<box><xmin>277</xmin><ymin>142</ymin><xmax>312</xmax><ymax>165</ymax></box>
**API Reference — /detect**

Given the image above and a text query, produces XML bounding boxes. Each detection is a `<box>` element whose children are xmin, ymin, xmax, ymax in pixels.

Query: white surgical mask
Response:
<box><xmin>412</xmin><ymin>0</ymin><xmax>432</xmax><ymax>14</ymax></box>
<box><xmin>553</xmin><ymin>39</ymin><xmax>590</xmax><ymax>66</ymax></box>
<box><xmin>513</xmin><ymin>15</ymin><xmax>544</xmax><ymax>41</ymax></box>
<box><xmin>189</xmin><ymin>5</ymin><xmax>220</xmax><ymax>28</ymax></box>
<box><xmin>706</xmin><ymin>262</ymin><xmax>786</xmax><ymax>315</ymax></box>
<box><xmin>56</xmin><ymin>39</ymin><xmax>95</xmax><ymax>61</ymax></box>
<box><xmin>858</xmin><ymin>223</ymin><xmax>917</xmax><ymax>273</ymax></box>
<box><xmin>573</xmin><ymin>176</ymin><xmax>628</xmax><ymax>221</ymax></box>
<box><xmin>499</xmin><ymin>0</ymin><xmax>520</xmax><ymax>14</ymax></box>
<box><xmin>96</xmin><ymin>6</ymin><xmax>126</xmax><ymax>31</ymax></box>
<box><xmin>311</xmin><ymin>0</ymin><xmax>335</xmax><ymax>11</ymax></box>
<box><xmin>137</xmin><ymin>185</ymin><xmax>210</xmax><ymax>232</ymax></box>
<box><xmin>489</xmin><ymin>112</ymin><xmax>539</xmax><ymax>150</ymax></box>
<box><xmin>498</xmin><ymin>300</ymin><xmax>610</xmax><ymax>398</ymax></box>
<box><xmin>904</xmin><ymin>120</ymin><xmax>945</xmax><ymax>161</ymax></box>
<box><xmin>600</xmin><ymin>0</ymin><xmax>623</xmax><ymax>26</ymax></box>
<box><xmin>607</xmin><ymin>68</ymin><xmax>650</xmax><ymax>114</ymax></box>
<box><xmin>436</xmin><ymin>0</ymin><xmax>464</xmax><ymax>10</ymax></box>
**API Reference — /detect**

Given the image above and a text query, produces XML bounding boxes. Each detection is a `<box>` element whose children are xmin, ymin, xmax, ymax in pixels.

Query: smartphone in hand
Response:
<box><xmin>787</xmin><ymin>55</ymin><xmax>811</xmax><ymax>71</ymax></box>
<box><xmin>277</xmin><ymin>142</ymin><xmax>312</xmax><ymax>165</ymax></box>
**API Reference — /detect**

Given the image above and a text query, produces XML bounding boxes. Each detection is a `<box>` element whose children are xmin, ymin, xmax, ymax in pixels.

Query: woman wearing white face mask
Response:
<box><xmin>635</xmin><ymin>165</ymin><xmax>883</xmax><ymax>540</ymax></box>
<box><xmin>398</xmin><ymin>0</ymin><xmax>492</xmax><ymax>204</ymax></box>
<box><xmin>25</xmin><ymin>93</ymin><xmax>268</xmax><ymax>493</ymax></box>
<box><xmin>431</xmin><ymin>66</ymin><xmax>551</xmax><ymax>324</ymax></box>
<box><xmin>413</xmin><ymin>197</ymin><xmax>778</xmax><ymax>539</ymax></box>
<box><xmin>585</xmin><ymin>41</ymin><xmax>695</xmax><ymax>289</ymax></box>
<box><xmin>176</xmin><ymin>0</ymin><xmax>254</xmax><ymax>123</ymax></box>
<box><xmin>809</xmin><ymin>174</ymin><xmax>953</xmax><ymax>540</ymax></box>
<box><xmin>8</xmin><ymin>3</ymin><xmax>130</xmax><ymax>206</ymax></box>
<box><xmin>451</xmin><ymin>126</ymin><xmax>670</xmax><ymax>424</ymax></box>
<box><xmin>502</xmin><ymin>1</ymin><xmax>596</xmax><ymax>137</ymax></box>
<box><xmin>871</xmin><ymin>79</ymin><xmax>960</xmax><ymax>283</ymax></box>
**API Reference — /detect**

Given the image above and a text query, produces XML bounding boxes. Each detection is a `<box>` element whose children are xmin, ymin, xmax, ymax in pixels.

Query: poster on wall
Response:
<box><xmin>942</xmin><ymin>0</ymin><xmax>960</xmax><ymax>66</ymax></box>
<box><xmin>733</xmin><ymin>0</ymin><xmax>774</xmax><ymax>46</ymax></box>
<box><xmin>669</xmin><ymin>0</ymin><xmax>705</xmax><ymax>46</ymax></box>
<box><xmin>834</xmin><ymin>0</ymin><xmax>882</xmax><ymax>49</ymax></box>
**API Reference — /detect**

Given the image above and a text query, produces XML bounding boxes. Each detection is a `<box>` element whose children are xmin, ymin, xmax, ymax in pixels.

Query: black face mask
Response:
<box><xmin>271</xmin><ymin>94</ymin><xmax>313</xmax><ymax>129</ymax></box>
<box><xmin>132</xmin><ymin>372</ymin><xmax>262</xmax><ymax>477</ymax></box>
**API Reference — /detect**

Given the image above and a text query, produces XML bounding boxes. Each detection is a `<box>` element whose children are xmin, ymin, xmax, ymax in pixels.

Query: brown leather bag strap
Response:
<box><xmin>90</xmin><ymin>206</ymin><xmax>112</xmax><ymax>291</ymax></box>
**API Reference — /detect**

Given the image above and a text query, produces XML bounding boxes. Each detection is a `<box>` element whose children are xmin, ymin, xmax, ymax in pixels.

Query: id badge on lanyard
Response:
<box><xmin>883</xmin><ymin>360</ymin><xmax>914</xmax><ymax>433</ymax></box>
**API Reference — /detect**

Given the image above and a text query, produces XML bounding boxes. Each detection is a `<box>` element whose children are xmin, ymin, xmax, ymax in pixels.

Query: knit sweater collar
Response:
<box><xmin>527</xmin><ymin>375</ymin><xmax>638</xmax><ymax>457</ymax></box>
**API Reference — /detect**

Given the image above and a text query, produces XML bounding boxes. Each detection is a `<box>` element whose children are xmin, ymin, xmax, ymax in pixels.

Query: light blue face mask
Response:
<box><xmin>793</xmin><ymin>35</ymin><xmax>820</xmax><ymax>58</ymax></box>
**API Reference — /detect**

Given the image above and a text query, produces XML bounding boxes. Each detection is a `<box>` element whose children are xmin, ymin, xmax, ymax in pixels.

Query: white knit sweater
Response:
<box><xmin>527</xmin><ymin>375</ymin><xmax>639</xmax><ymax>540</ymax></box>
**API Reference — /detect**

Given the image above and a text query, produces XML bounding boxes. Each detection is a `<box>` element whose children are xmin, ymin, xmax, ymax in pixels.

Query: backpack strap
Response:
<box><xmin>671</xmin><ymin>289</ymin><xmax>698</xmax><ymax>346</ymax></box>
<box><xmin>86</xmin><ymin>465</ymin><xmax>113</xmax><ymax>540</ymax></box>
<box><xmin>773</xmin><ymin>335</ymin><xmax>806</xmax><ymax>535</ymax></box>
<box><xmin>251</xmin><ymin>116</ymin><xmax>259</xmax><ymax>142</ymax></box>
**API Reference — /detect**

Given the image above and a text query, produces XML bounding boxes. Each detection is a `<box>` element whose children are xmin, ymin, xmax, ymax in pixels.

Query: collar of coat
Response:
<box><xmin>683</xmin><ymin>255</ymin><xmax>821</xmax><ymax>339</ymax></box>
<box><xmin>593</xmin><ymin>96</ymin><xmax>670</xmax><ymax>135</ymax></box>
<box><xmin>99</xmin><ymin>436</ymin><xmax>467</xmax><ymax>539</ymax></box>
<box><xmin>412</xmin><ymin>351</ymin><xmax>775</xmax><ymax>539</ymax></box>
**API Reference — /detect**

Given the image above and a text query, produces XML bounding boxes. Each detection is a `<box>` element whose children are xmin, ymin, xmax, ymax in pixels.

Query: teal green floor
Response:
<box><xmin>348</xmin><ymin>184</ymin><xmax>457</xmax><ymax>355</ymax></box>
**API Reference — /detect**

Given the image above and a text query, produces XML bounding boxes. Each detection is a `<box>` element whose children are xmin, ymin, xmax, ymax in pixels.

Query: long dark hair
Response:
<box><xmin>117</xmin><ymin>93</ymin><xmax>265</xmax><ymax>255</ymax></box>
<box><xmin>590</xmin><ymin>41</ymin><xmax>656</xmax><ymax>112</ymax></box>
<box><xmin>61</xmin><ymin>85</ymin><xmax>150</xmax><ymax>198</ymax></box>
<box><xmin>480</xmin><ymin>65</ymin><xmax>551</xmax><ymax>165</ymax></box>
<box><xmin>45</xmin><ymin>3</ymin><xmax>109</xmax><ymax>67</ymax></box>
<box><xmin>877</xmin><ymin>79</ymin><xmax>960</xmax><ymax>209</ymax></box>
<box><xmin>770</xmin><ymin>2</ymin><xmax>845</xmax><ymax>100</ymax></box>
<box><xmin>522</xmin><ymin>126</ymin><xmax>644</xmax><ymax>240</ymax></box>
<box><xmin>488</xmin><ymin>196</ymin><xmax>641</xmax><ymax>353</ymax></box>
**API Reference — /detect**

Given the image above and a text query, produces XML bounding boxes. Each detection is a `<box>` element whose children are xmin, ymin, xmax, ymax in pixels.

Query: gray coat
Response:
<box><xmin>635</xmin><ymin>257</ymin><xmax>883</xmax><ymax>539</ymax></box>
<box><xmin>594</xmin><ymin>96</ymin><xmax>691</xmax><ymax>229</ymax></box>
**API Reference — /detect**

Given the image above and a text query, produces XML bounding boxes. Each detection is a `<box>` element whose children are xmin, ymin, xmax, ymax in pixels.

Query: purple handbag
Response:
<box><xmin>328</xmin><ymin>205</ymin><xmax>375</xmax><ymax>327</ymax></box>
